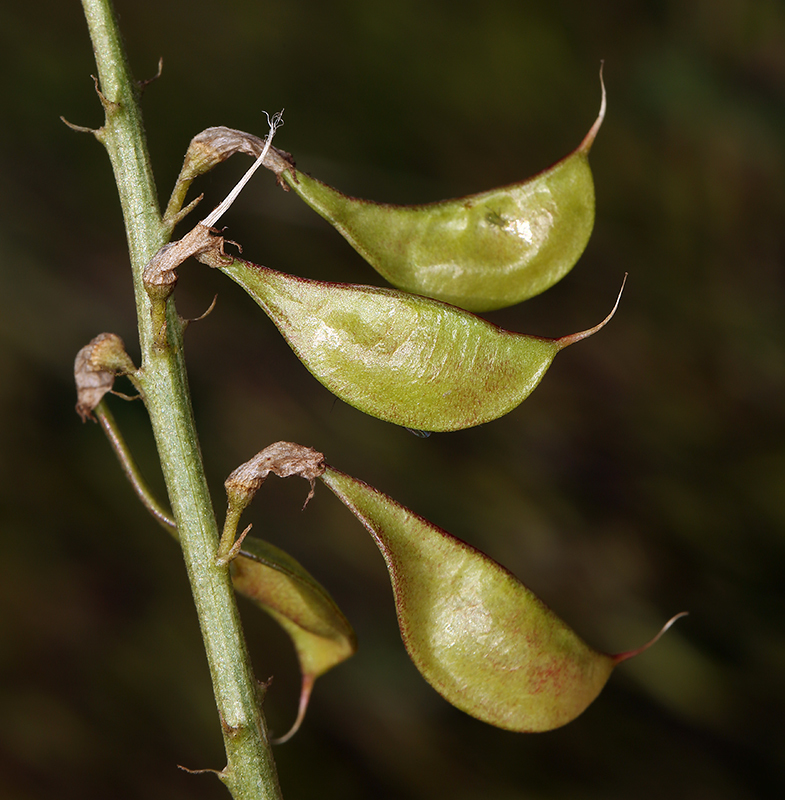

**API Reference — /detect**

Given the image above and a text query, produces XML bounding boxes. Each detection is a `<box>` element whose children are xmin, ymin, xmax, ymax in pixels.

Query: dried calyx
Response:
<box><xmin>225</xmin><ymin>441</ymin><xmax>326</xmax><ymax>512</ymax></box>
<box><xmin>74</xmin><ymin>333</ymin><xmax>136</xmax><ymax>421</ymax></box>
<box><xmin>176</xmin><ymin>126</ymin><xmax>292</xmax><ymax>186</ymax></box>
<box><xmin>163</xmin><ymin>122</ymin><xmax>290</xmax><ymax>228</ymax></box>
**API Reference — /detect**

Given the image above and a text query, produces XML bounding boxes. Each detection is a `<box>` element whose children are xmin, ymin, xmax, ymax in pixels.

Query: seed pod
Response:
<box><xmin>273</xmin><ymin>83</ymin><xmax>605</xmax><ymax>312</ymax></box>
<box><xmin>233</xmin><ymin>536</ymin><xmax>357</xmax><ymax>743</ymax></box>
<box><xmin>320</xmin><ymin>465</ymin><xmax>686</xmax><ymax>732</ymax></box>
<box><xmin>199</xmin><ymin>248</ymin><xmax>622</xmax><ymax>433</ymax></box>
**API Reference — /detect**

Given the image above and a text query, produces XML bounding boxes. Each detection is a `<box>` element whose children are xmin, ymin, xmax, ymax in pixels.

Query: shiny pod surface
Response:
<box><xmin>209</xmin><ymin>254</ymin><xmax>615</xmax><ymax>432</ymax></box>
<box><xmin>320</xmin><ymin>466</ymin><xmax>617</xmax><ymax>732</ymax></box>
<box><xmin>278</xmin><ymin>90</ymin><xmax>605</xmax><ymax>312</ymax></box>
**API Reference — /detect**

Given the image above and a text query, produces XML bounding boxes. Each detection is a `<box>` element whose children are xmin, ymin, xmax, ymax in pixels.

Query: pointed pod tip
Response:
<box><xmin>555</xmin><ymin>272</ymin><xmax>627</xmax><ymax>351</ymax></box>
<box><xmin>578</xmin><ymin>62</ymin><xmax>607</xmax><ymax>154</ymax></box>
<box><xmin>613</xmin><ymin>611</ymin><xmax>689</xmax><ymax>665</ymax></box>
<box><xmin>272</xmin><ymin>674</ymin><xmax>315</xmax><ymax>745</ymax></box>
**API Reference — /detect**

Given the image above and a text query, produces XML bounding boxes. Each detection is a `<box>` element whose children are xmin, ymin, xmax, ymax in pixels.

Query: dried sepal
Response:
<box><xmin>177</xmin><ymin>126</ymin><xmax>292</xmax><ymax>185</ymax></box>
<box><xmin>164</xmin><ymin>123</ymin><xmax>292</xmax><ymax>227</ymax></box>
<box><xmin>74</xmin><ymin>333</ymin><xmax>136</xmax><ymax>421</ymax></box>
<box><xmin>141</xmin><ymin>224</ymin><xmax>220</xmax><ymax>343</ymax></box>
<box><xmin>142</xmin><ymin>224</ymin><xmax>218</xmax><ymax>291</ymax></box>
<box><xmin>218</xmin><ymin>442</ymin><xmax>325</xmax><ymax>564</ymax></box>
<box><xmin>225</xmin><ymin>441</ymin><xmax>326</xmax><ymax>512</ymax></box>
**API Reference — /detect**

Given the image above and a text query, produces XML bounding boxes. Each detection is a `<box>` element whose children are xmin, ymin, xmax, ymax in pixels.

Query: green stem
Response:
<box><xmin>80</xmin><ymin>1</ymin><xmax>282</xmax><ymax>797</ymax></box>
<box><xmin>218</xmin><ymin>503</ymin><xmax>247</xmax><ymax>563</ymax></box>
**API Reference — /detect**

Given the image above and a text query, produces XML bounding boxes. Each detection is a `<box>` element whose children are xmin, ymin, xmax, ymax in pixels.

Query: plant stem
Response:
<box><xmin>80</xmin><ymin>1</ymin><xmax>282</xmax><ymax>797</ymax></box>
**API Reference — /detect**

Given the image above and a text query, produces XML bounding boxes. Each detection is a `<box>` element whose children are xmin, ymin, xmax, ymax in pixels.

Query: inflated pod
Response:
<box><xmin>320</xmin><ymin>466</ymin><xmax>683</xmax><ymax>732</ymax></box>
<box><xmin>274</xmin><ymin>84</ymin><xmax>605</xmax><ymax>312</ymax></box>
<box><xmin>200</xmin><ymin>249</ymin><xmax>622</xmax><ymax>432</ymax></box>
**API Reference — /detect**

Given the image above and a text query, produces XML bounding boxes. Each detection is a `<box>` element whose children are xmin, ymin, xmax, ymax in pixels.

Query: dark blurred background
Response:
<box><xmin>1</xmin><ymin>1</ymin><xmax>784</xmax><ymax>798</ymax></box>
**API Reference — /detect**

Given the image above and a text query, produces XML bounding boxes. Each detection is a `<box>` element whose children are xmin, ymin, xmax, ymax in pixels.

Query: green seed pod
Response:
<box><xmin>199</xmin><ymin>248</ymin><xmax>622</xmax><ymax>432</ymax></box>
<box><xmin>320</xmin><ymin>466</ymin><xmax>685</xmax><ymax>732</ymax></box>
<box><xmin>274</xmin><ymin>82</ymin><xmax>605</xmax><ymax>312</ymax></box>
<box><xmin>233</xmin><ymin>536</ymin><xmax>357</xmax><ymax>743</ymax></box>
